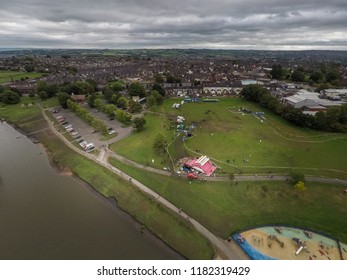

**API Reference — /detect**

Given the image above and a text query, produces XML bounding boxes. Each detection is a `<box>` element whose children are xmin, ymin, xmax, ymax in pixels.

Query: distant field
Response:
<box><xmin>0</xmin><ymin>70</ymin><xmax>44</xmax><ymax>84</ymax></box>
<box><xmin>111</xmin><ymin>98</ymin><xmax>347</xmax><ymax>179</ymax></box>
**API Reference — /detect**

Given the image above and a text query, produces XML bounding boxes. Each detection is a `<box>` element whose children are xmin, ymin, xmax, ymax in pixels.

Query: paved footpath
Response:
<box><xmin>41</xmin><ymin>108</ymin><xmax>249</xmax><ymax>260</ymax></box>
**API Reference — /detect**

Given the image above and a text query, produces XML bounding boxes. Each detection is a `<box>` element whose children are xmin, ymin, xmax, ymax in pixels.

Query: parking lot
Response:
<box><xmin>83</xmin><ymin>105</ymin><xmax>133</xmax><ymax>144</ymax></box>
<box><xmin>51</xmin><ymin>105</ymin><xmax>133</xmax><ymax>150</ymax></box>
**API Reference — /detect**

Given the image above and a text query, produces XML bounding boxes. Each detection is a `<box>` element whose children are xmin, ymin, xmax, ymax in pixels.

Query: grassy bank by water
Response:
<box><xmin>0</xmin><ymin>100</ymin><xmax>214</xmax><ymax>260</ymax></box>
<box><xmin>108</xmin><ymin>157</ymin><xmax>347</xmax><ymax>243</ymax></box>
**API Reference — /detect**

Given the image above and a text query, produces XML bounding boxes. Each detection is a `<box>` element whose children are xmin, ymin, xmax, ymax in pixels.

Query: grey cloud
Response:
<box><xmin>0</xmin><ymin>0</ymin><xmax>346</xmax><ymax>49</ymax></box>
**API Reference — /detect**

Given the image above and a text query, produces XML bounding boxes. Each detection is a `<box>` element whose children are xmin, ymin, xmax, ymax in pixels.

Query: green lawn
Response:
<box><xmin>109</xmin><ymin>157</ymin><xmax>347</xmax><ymax>243</ymax></box>
<box><xmin>110</xmin><ymin>113</ymin><xmax>177</xmax><ymax>169</ymax></box>
<box><xmin>0</xmin><ymin>70</ymin><xmax>44</xmax><ymax>84</ymax></box>
<box><xmin>111</xmin><ymin>98</ymin><xmax>347</xmax><ymax>179</ymax></box>
<box><xmin>0</xmin><ymin>97</ymin><xmax>58</xmax><ymax>123</ymax></box>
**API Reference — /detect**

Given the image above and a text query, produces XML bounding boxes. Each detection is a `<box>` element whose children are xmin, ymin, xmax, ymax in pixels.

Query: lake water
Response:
<box><xmin>0</xmin><ymin>122</ymin><xmax>182</xmax><ymax>260</ymax></box>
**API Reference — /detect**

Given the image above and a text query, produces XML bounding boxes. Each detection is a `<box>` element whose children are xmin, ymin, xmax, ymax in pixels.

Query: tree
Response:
<box><xmin>93</xmin><ymin>98</ymin><xmax>104</xmax><ymax>110</ymax></box>
<box><xmin>104</xmin><ymin>104</ymin><xmax>116</xmax><ymax>118</ymax></box>
<box><xmin>110</xmin><ymin>81</ymin><xmax>124</xmax><ymax>92</ymax></box>
<box><xmin>290</xmin><ymin>170</ymin><xmax>305</xmax><ymax>184</ymax></box>
<box><xmin>270</xmin><ymin>64</ymin><xmax>283</xmax><ymax>79</ymax></box>
<box><xmin>152</xmin><ymin>83</ymin><xmax>165</xmax><ymax>97</ymax></box>
<box><xmin>154</xmin><ymin>74</ymin><xmax>164</xmax><ymax>83</ymax></box>
<box><xmin>147</xmin><ymin>90</ymin><xmax>163</xmax><ymax>106</ymax></box>
<box><xmin>86</xmin><ymin>79</ymin><xmax>98</xmax><ymax>91</ymax></box>
<box><xmin>111</xmin><ymin>93</ymin><xmax>120</xmax><ymax>104</ymax></box>
<box><xmin>128</xmin><ymin>82</ymin><xmax>146</xmax><ymax>97</ymax></box>
<box><xmin>87</xmin><ymin>93</ymin><xmax>97</xmax><ymax>108</ymax></box>
<box><xmin>133</xmin><ymin>117</ymin><xmax>146</xmax><ymax>131</ymax></box>
<box><xmin>128</xmin><ymin>99</ymin><xmax>142</xmax><ymax>113</ymax></box>
<box><xmin>153</xmin><ymin>133</ymin><xmax>167</xmax><ymax>155</ymax></box>
<box><xmin>117</xmin><ymin>96</ymin><xmax>128</xmax><ymax>109</ymax></box>
<box><xmin>102</xmin><ymin>87</ymin><xmax>114</xmax><ymax>101</ymax></box>
<box><xmin>166</xmin><ymin>73</ymin><xmax>181</xmax><ymax>84</ymax></box>
<box><xmin>291</xmin><ymin>70</ymin><xmax>305</xmax><ymax>82</ymax></box>
<box><xmin>38</xmin><ymin>90</ymin><xmax>48</xmax><ymax>100</ymax></box>
<box><xmin>310</xmin><ymin>71</ymin><xmax>324</xmax><ymax>83</ymax></box>
<box><xmin>24</xmin><ymin>64</ymin><xmax>35</xmax><ymax>72</ymax></box>
<box><xmin>57</xmin><ymin>92</ymin><xmax>71</xmax><ymax>108</ymax></box>
<box><xmin>146</xmin><ymin>95</ymin><xmax>156</xmax><ymax>108</ymax></box>
<box><xmin>0</xmin><ymin>89</ymin><xmax>20</xmax><ymax>104</ymax></box>
<box><xmin>295</xmin><ymin>181</ymin><xmax>307</xmax><ymax>192</ymax></box>
<box><xmin>326</xmin><ymin>71</ymin><xmax>340</xmax><ymax>83</ymax></box>
<box><xmin>115</xmin><ymin>109</ymin><xmax>132</xmax><ymax>124</ymax></box>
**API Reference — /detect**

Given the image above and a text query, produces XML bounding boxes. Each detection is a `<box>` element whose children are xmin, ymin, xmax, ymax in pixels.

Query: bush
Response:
<box><xmin>290</xmin><ymin>170</ymin><xmax>305</xmax><ymax>184</ymax></box>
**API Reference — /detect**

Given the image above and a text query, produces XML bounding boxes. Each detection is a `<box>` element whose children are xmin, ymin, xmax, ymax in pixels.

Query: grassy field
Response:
<box><xmin>0</xmin><ymin>96</ymin><xmax>58</xmax><ymax>123</ymax></box>
<box><xmin>0</xmin><ymin>99</ymin><xmax>214</xmax><ymax>260</ymax></box>
<box><xmin>0</xmin><ymin>70</ymin><xmax>44</xmax><ymax>84</ymax></box>
<box><xmin>109</xmin><ymin>157</ymin><xmax>347</xmax><ymax>243</ymax></box>
<box><xmin>111</xmin><ymin>98</ymin><xmax>347</xmax><ymax>179</ymax></box>
<box><xmin>110</xmin><ymin>113</ymin><xmax>177</xmax><ymax>169</ymax></box>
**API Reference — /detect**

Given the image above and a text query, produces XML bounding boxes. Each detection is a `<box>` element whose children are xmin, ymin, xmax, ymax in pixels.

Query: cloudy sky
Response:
<box><xmin>0</xmin><ymin>0</ymin><xmax>347</xmax><ymax>50</ymax></box>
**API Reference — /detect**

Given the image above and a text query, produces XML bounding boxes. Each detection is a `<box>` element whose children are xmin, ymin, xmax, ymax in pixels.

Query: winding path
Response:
<box><xmin>39</xmin><ymin>106</ymin><xmax>347</xmax><ymax>260</ymax></box>
<box><xmin>40</xmin><ymin>108</ymin><xmax>249</xmax><ymax>260</ymax></box>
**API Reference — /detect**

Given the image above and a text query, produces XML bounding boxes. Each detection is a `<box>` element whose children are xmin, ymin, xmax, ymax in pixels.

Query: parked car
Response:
<box><xmin>79</xmin><ymin>141</ymin><xmax>87</xmax><ymax>148</ymax></box>
<box><xmin>85</xmin><ymin>143</ymin><xmax>94</xmax><ymax>150</ymax></box>
<box><xmin>66</xmin><ymin>127</ymin><xmax>74</xmax><ymax>132</ymax></box>
<box><xmin>71</xmin><ymin>131</ymin><xmax>78</xmax><ymax>136</ymax></box>
<box><xmin>61</xmin><ymin>121</ymin><xmax>68</xmax><ymax>125</ymax></box>
<box><xmin>108</xmin><ymin>128</ymin><xmax>116</xmax><ymax>135</ymax></box>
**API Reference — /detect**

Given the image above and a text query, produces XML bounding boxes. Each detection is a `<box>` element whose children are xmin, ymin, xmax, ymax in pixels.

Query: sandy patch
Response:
<box><xmin>241</xmin><ymin>228</ymin><xmax>343</xmax><ymax>260</ymax></box>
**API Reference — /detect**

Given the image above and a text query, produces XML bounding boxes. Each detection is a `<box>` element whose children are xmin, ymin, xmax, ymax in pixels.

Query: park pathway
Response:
<box><xmin>40</xmin><ymin>108</ymin><xmax>249</xmax><ymax>260</ymax></box>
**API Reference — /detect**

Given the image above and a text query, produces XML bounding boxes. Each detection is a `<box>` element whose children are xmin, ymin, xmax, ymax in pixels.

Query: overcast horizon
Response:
<box><xmin>1</xmin><ymin>0</ymin><xmax>347</xmax><ymax>50</ymax></box>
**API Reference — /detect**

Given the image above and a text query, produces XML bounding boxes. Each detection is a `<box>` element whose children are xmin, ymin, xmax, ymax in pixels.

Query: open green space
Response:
<box><xmin>111</xmin><ymin>98</ymin><xmax>347</xmax><ymax>179</ymax></box>
<box><xmin>109</xmin><ymin>157</ymin><xmax>347</xmax><ymax>243</ymax></box>
<box><xmin>0</xmin><ymin>100</ymin><xmax>214</xmax><ymax>260</ymax></box>
<box><xmin>0</xmin><ymin>70</ymin><xmax>44</xmax><ymax>84</ymax></box>
<box><xmin>0</xmin><ymin>96</ymin><xmax>58</xmax><ymax>123</ymax></box>
<box><xmin>110</xmin><ymin>112</ymin><xmax>176</xmax><ymax>169</ymax></box>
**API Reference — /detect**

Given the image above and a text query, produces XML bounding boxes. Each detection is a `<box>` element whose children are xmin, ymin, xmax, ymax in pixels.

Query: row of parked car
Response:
<box><xmin>52</xmin><ymin>110</ymin><xmax>94</xmax><ymax>152</ymax></box>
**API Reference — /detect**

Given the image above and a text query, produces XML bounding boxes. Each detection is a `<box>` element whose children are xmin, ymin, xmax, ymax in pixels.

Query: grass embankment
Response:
<box><xmin>0</xmin><ymin>70</ymin><xmax>44</xmax><ymax>84</ymax></box>
<box><xmin>108</xmin><ymin>157</ymin><xmax>347</xmax><ymax>243</ymax></box>
<box><xmin>111</xmin><ymin>98</ymin><xmax>347</xmax><ymax>179</ymax></box>
<box><xmin>0</xmin><ymin>100</ymin><xmax>214</xmax><ymax>260</ymax></box>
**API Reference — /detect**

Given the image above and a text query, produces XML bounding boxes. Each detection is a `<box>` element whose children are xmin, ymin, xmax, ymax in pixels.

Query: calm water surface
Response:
<box><xmin>0</xmin><ymin>122</ymin><xmax>182</xmax><ymax>260</ymax></box>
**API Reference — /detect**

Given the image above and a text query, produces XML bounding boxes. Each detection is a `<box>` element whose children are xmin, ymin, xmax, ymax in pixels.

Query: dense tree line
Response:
<box><xmin>0</xmin><ymin>87</ymin><xmax>21</xmax><ymax>104</ymax></box>
<box><xmin>270</xmin><ymin>64</ymin><xmax>342</xmax><ymax>86</ymax></box>
<box><xmin>67</xmin><ymin>99</ymin><xmax>108</xmax><ymax>135</ymax></box>
<box><xmin>240</xmin><ymin>84</ymin><xmax>347</xmax><ymax>132</ymax></box>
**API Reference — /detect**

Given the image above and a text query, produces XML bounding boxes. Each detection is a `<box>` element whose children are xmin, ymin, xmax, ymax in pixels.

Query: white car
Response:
<box><xmin>71</xmin><ymin>131</ymin><xmax>78</xmax><ymax>136</ymax></box>
<box><xmin>85</xmin><ymin>143</ymin><xmax>94</xmax><ymax>150</ymax></box>
<box><xmin>66</xmin><ymin>127</ymin><xmax>74</xmax><ymax>132</ymax></box>
<box><xmin>64</xmin><ymin>124</ymin><xmax>72</xmax><ymax>129</ymax></box>
<box><xmin>79</xmin><ymin>141</ymin><xmax>87</xmax><ymax>148</ymax></box>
